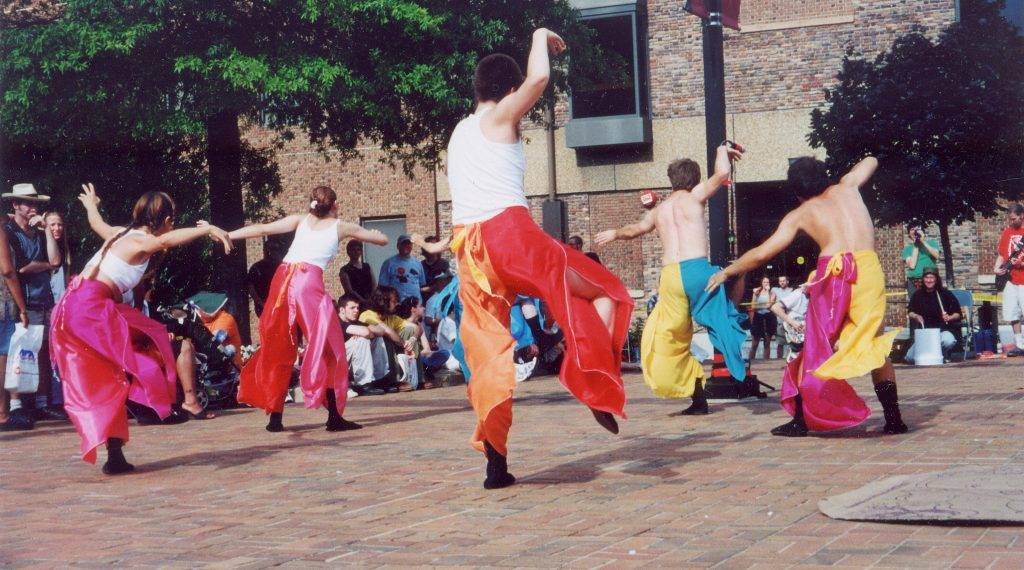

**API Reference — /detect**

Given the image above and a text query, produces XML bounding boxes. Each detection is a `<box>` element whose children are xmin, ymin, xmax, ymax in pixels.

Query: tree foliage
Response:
<box><xmin>809</xmin><ymin>0</ymin><xmax>1023</xmax><ymax>230</ymax></box>
<box><xmin>1</xmin><ymin>0</ymin><xmax>601</xmax><ymax>307</ymax></box>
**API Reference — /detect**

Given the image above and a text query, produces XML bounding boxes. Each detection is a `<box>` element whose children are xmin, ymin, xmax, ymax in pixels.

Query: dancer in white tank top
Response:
<box><xmin>446</xmin><ymin>29</ymin><xmax>634</xmax><ymax>490</ymax></box>
<box><xmin>227</xmin><ymin>186</ymin><xmax>387</xmax><ymax>433</ymax></box>
<box><xmin>51</xmin><ymin>184</ymin><xmax>232</xmax><ymax>475</ymax></box>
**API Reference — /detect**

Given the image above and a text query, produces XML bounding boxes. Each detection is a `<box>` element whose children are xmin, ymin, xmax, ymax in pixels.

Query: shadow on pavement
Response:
<box><xmin>141</xmin><ymin>434</ymin><xmax>370</xmax><ymax>473</ymax></box>
<box><xmin>523</xmin><ymin>433</ymin><xmax>726</xmax><ymax>485</ymax></box>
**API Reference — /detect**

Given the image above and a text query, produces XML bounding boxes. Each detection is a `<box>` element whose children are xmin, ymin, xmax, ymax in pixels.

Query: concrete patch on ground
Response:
<box><xmin>820</xmin><ymin>464</ymin><xmax>1024</xmax><ymax>523</ymax></box>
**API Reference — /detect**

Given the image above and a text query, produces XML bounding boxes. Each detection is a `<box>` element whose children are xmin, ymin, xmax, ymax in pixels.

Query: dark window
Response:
<box><xmin>572</xmin><ymin>14</ymin><xmax>639</xmax><ymax>119</ymax></box>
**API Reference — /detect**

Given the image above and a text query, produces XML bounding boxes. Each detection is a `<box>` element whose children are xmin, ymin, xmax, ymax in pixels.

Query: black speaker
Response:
<box><xmin>542</xmin><ymin>199</ymin><xmax>567</xmax><ymax>242</ymax></box>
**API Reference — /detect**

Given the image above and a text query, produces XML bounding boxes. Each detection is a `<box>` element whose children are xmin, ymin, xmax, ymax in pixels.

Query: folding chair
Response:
<box><xmin>950</xmin><ymin>289</ymin><xmax>975</xmax><ymax>358</ymax></box>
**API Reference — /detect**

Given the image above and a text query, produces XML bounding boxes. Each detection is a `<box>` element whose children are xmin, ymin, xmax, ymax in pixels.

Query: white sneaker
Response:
<box><xmin>347</xmin><ymin>388</ymin><xmax>358</xmax><ymax>399</ymax></box>
<box><xmin>515</xmin><ymin>358</ymin><xmax>538</xmax><ymax>383</ymax></box>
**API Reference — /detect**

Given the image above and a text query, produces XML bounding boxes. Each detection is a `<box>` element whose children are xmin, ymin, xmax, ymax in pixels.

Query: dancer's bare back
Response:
<box><xmin>652</xmin><ymin>191</ymin><xmax>710</xmax><ymax>264</ymax></box>
<box><xmin>706</xmin><ymin>157</ymin><xmax>879</xmax><ymax>292</ymax></box>
<box><xmin>765</xmin><ymin>157</ymin><xmax>878</xmax><ymax>257</ymax></box>
<box><xmin>595</xmin><ymin>144</ymin><xmax>741</xmax><ymax>262</ymax></box>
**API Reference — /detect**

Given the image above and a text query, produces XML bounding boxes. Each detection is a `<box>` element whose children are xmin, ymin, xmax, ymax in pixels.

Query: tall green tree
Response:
<box><xmin>808</xmin><ymin>0</ymin><xmax>1024</xmax><ymax>285</ymax></box>
<box><xmin>1</xmin><ymin>0</ymin><xmax>601</xmax><ymax>336</ymax></box>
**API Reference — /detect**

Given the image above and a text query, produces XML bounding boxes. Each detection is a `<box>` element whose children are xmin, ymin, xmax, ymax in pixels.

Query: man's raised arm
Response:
<box><xmin>691</xmin><ymin>144</ymin><xmax>743</xmax><ymax>203</ymax></box>
<box><xmin>840</xmin><ymin>156</ymin><xmax>878</xmax><ymax>189</ymax></box>
<box><xmin>491</xmin><ymin>29</ymin><xmax>566</xmax><ymax>127</ymax></box>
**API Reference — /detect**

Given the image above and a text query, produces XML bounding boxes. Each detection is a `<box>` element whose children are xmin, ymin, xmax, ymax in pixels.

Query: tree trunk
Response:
<box><xmin>938</xmin><ymin>222</ymin><xmax>955</xmax><ymax>287</ymax></box>
<box><xmin>205</xmin><ymin>110</ymin><xmax>251</xmax><ymax>343</ymax></box>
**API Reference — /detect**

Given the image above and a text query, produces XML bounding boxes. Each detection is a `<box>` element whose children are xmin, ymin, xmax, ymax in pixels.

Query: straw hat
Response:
<box><xmin>2</xmin><ymin>183</ymin><xmax>50</xmax><ymax>202</ymax></box>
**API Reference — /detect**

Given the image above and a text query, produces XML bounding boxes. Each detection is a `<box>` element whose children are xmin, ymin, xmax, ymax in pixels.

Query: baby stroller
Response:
<box><xmin>155</xmin><ymin>300</ymin><xmax>241</xmax><ymax>410</ymax></box>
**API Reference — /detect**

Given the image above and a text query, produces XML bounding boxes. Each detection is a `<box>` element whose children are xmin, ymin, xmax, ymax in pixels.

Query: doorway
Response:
<box><xmin>734</xmin><ymin>181</ymin><xmax>818</xmax><ymax>285</ymax></box>
<box><xmin>361</xmin><ymin>217</ymin><xmax>406</xmax><ymax>277</ymax></box>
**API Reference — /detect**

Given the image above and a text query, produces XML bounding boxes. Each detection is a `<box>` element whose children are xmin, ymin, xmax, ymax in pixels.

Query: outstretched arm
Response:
<box><xmin>839</xmin><ymin>156</ymin><xmax>878</xmax><ymax>189</ymax></box>
<box><xmin>78</xmin><ymin>183</ymin><xmax>123</xmax><ymax>241</ymax></box>
<box><xmin>227</xmin><ymin>215</ymin><xmax>303</xmax><ymax>241</ymax></box>
<box><xmin>490</xmin><ymin>28</ymin><xmax>566</xmax><ymax>127</ymax></box>
<box><xmin>691</xmin><ymin>144</ymin><xmax>743</xmax><ymax>203</ymax></box>
<box><xmin>339</xmin><ymin>222</ymin><xmax>388</xmax><ymax>246</ymax></box>
<box><xmin>594</xmin><ymin>209</ymin><xmax>656</xmax><ymax>245</ymax></box>
<box><xmin>138</xmin><ymin>225</ymin><xmax>233</xmax><ymax>255</ymax></box>
<box><xmin>410</xmin><ymin>233</ymin><xmax>450</xmax><ymax>254</ymax></box>
<box><xmin>705</xmin><ymin>209</ymin><xmax>803</xmax><ymax>291</ymax></box>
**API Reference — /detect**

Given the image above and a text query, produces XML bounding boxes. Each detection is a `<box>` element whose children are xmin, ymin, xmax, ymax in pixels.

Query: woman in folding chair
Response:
<box><xmin>905</xmin><ymin>268</ymin><xmax>962</xmax><ymax>364</ymax></box>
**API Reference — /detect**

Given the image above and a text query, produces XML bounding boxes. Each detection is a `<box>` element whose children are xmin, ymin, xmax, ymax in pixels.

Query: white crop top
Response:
<box><xmin>447</xmin><ymin>111</ymin><xmax>528</xmax><ymax>225</ymax></box>
<box><xmin>282</xmin><ymin>216</ymin><xmax>340</xmax><ymax>270</ymax></box>
<box><xmin>84</xmin><ymin>229</ymin><xmax>150</xmax><ymax>295</ymax></box>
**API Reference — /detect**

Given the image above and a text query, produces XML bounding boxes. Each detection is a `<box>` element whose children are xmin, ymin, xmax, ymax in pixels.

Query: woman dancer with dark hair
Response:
<box><xmin>51</xmin><ymin>184</ymin><xmax>233</xmax><ymax>474</ymax></box>
<box><xmin>231</xmin><ymin>186</ymin><xmax>388</xmax><ymax>432</ymax></box>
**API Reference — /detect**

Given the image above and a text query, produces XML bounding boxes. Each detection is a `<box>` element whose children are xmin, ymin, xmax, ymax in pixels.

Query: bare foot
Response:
<box><xmin>181</xmin><ymin>401</ymin><xmax>215</xmax><ymax>419</ymax></box>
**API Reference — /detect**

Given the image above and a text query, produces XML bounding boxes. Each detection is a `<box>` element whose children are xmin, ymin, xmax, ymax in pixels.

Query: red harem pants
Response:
<box><xmin>239</xmin><ymin>262</ymin><xmax>349</xmax><ymax>415</ymax></box>
<box><xmin>50</xmin><ymin>278</ymin><xmax>177</xmax><ymax>463</ymax></box>
<box><xmin>453</xmin><ymin>207</ymin><xmax>633</xmax><ymax>456</ymax></box>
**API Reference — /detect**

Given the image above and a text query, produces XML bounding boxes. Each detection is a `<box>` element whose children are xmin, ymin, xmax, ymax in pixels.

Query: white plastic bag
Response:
<box><xmin>4</xmin><ymin>324</ymin><xmax>44</xmax><ymax>393</ymax></box>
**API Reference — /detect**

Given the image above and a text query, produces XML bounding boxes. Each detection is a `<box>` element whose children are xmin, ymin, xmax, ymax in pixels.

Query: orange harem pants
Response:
<box><xmin>452</xmin><ymin>206</ymin><xmax>634</xmax><ymax>456</ymax></box>
<box><xmin>239</xmin><ymin>262</ymin><xmax>349</xmax><ymax>415</ymax></box>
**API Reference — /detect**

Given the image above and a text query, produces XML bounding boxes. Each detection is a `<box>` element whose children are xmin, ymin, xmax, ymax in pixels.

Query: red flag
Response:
<box><xmin>684</xmin><ymin>0</ymin><xmax>742</xmax><ymax>31</ymax></box>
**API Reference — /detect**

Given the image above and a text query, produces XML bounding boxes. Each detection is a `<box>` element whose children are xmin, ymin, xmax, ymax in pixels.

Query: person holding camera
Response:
<box><xmin>902</xmin><ymin>224</ymin><xmax>942</xmax><ymax>298</ymax></box>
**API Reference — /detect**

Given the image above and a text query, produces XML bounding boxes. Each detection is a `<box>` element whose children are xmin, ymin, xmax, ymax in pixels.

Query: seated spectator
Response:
<box><xmin>396</xmin><ymin>296</ymin><xmax>443</xmax><ymax>389</ymax></box>
<box><xmin>188</xmin><ymin>291</ymin><xmax>243</xmax><ymax>369</ymax></box>
<box><xmin>906</xmin><ymin>268</ymin><xmax>962</xmax><ymax>363</ymax></box>
<box><xmin>337</xmin><ymin>294</ymin><xmax>393</xmax><ymax>395</ymax></box>
<box><xmin>175</xmin><ymin>338</ymin><xmax>216</xmax><ymax>420</ymax></box>
<box><xmin>521</xmin><ymin>297</ymin><xmax>564</xmax><ymax>375</ymax></box>
<box><xmin>359</xmin><ymin>286</ymin><xmax>421</xmax><ymax>389</ymax></box>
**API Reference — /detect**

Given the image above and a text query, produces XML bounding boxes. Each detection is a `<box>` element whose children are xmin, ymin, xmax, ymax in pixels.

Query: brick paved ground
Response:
<box><xmin>2</xmin><ymin>359</ymin><xmax>1024</xmax><ymax>568</ymax></box>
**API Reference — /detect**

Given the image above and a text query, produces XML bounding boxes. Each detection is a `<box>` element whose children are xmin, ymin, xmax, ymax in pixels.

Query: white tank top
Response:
<box><xmin>83</xmin><ymin>229</ymin><xmax>150</xmax><ymax>294</ymax></box>
<box><xmin>447</xmin><ymin>111</ymin><xmax>528</xmax><ymax>224</ymax></box>
<box><xmin>282</xmin><ymin>216</ymin><xmax>340</xmax><ymax>270</ymax></box>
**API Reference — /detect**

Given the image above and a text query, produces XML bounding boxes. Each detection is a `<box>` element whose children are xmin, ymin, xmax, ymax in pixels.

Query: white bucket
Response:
<box><xmin>913</xmin><ymin>328</ymin><xmax>944</xmax><ymax>366</ymax></box>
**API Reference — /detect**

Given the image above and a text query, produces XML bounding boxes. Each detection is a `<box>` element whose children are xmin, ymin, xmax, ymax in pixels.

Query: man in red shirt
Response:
<box><xmin>994</xmin><ymin>204</ymin><xmax>1024</xmax><ymax>356</ymax></box>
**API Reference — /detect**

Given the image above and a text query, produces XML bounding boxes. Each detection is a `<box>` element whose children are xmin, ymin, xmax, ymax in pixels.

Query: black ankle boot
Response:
<box><xmin>771</xmin><ymin>394</ymin><xmax>808</xmax><ymax>437</ymax></box>
<box><xmin>589</xmin><ymin>408</ymin><xmax>619</xmax><ymax>434</ymax></box>
<box><xmin>483</xmin><ymin>441</ymin><xmax>516</xmax><ymax>489</ymax></box>
<box><xmin>874</xmin><ymin>380</ymin><xmax>909</xmax><ymax>434</ymax></box>
<box><xmin>324</xmin><ymin>389</ymin><xmax>362</xmax><ymax>431</ymax></box>
<box><xmin>266</xmin><ymin>411</ymin><xmax>284</xmax><ymax>432</ymax></box>
<box><xmin>102</xmin><ymin>438</ymin><xmax>135</xmax><ymax>475</ymax></box>
<box><xmin>676</xmin><ymin>379</ymin><xmax>710</xmax><ymax>415</ymax></box>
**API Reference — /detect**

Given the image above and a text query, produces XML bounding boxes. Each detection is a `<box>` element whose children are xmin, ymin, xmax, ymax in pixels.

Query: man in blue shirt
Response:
<box><xmin>1</xmin><ymin>183</ymin><xmax>63</xmax><ymax>427</ymax></box>
<box><xmin>379</xmin><ymin>234</ymin><xmax>427</xmax><ymax>303</ymax></box>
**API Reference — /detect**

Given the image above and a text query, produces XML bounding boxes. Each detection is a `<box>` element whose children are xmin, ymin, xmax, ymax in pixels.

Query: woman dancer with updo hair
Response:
<box><xmin>230</xmin><ymin>186</ymin><xmax>388</xmax><ymax>432</ymax></box>
<box><xmin>51</xmin><ymin>184</ymin><xmax>232</xmax><ymax>475</ymax></box>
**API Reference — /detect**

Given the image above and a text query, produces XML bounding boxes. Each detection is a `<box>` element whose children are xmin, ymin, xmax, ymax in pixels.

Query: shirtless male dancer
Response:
<box><xmin>595</xmin><ymin>144</ymin><xmax>748</xmax><ymax>415</ymax></box>
<box><xmin>706</xmin><ymin>156</ymin><xmax>908</xmax><ymax>436</ymax></box>
<box><xmin>447</xmin><ymin>28</ymin><xmax>634</xmax><ymax>489</ymax></box>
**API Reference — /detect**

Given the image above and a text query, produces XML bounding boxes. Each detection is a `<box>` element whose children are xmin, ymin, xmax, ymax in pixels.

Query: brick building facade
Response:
<box><xmin>244</xmin><ymin>0</ymin><xmax>1011</xmax><ymax>333</ymax></box>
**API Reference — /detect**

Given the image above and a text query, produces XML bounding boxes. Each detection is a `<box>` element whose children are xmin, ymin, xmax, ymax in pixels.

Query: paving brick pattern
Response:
<box><xmin>2</xmin><ymin>359</ymin><xmax>1024</xmax><ymax>568</ymax></box>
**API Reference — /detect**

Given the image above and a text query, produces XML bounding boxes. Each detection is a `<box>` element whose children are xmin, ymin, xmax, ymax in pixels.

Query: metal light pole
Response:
<box><xmin>694</xmin><ymin>0</ymin><xmax>762</xmax><ymax>398</ymax></box>
<box><xmin>702</xmin><ymin>0</ymin><xmax>729</xmax><ymax>268</ymax></box>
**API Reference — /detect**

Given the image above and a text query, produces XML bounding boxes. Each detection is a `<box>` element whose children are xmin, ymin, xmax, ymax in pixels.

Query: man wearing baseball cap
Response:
<box><xmin>378</xmin><ymin>234</ymin><xmax>427</xmax><ymax>303</ymax></box>
<box><xmin>1</xmin><ymin>183</ymin><xmax>64</xmax><ymax>428</ymax></box>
